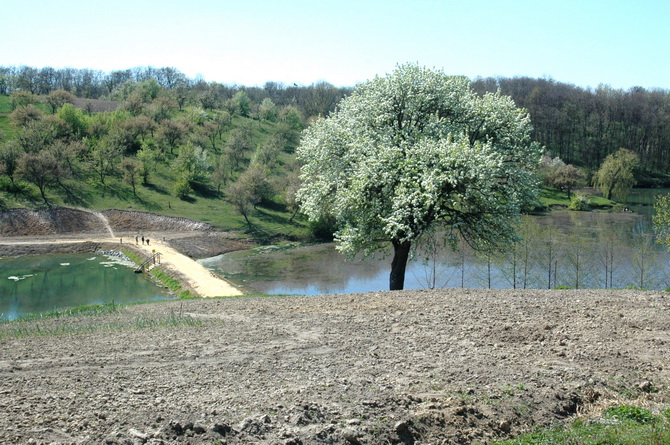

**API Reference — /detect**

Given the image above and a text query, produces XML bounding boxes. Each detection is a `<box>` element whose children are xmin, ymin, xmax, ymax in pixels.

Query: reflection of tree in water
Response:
<box><xmin>228</xmin><ymin>244</ymin><xmax>390</xmax><ymax>295</ymax></box>
<box><xmin>219</xmin><ymin>210</ymin><xmax>670</xmax><ymax>293</ymax></box>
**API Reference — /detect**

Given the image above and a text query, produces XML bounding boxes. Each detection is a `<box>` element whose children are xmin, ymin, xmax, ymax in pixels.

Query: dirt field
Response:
<box><xmin>1</xmin><ymin>288</ymin><xmax>669</xmax><ymax>444</ymax></box>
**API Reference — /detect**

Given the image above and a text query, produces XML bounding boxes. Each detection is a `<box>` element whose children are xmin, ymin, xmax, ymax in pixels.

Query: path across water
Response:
<box><xmin>0</xmin><ymin>235</ymin><xmax>243</xmax><ymax>298</ymax></box>
<box><xmin>131</xmin><ymin>237</ymin><xmax>242</xmax><ymax>297</ymax></box>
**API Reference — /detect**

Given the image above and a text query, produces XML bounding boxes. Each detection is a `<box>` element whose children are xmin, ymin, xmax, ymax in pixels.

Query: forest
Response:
<box><xmin>0</xmin><ymin>65</ymin><xmax>669</xmax><ymax>240</ymax></box>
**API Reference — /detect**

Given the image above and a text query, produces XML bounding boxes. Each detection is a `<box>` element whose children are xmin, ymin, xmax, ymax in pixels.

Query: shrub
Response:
<box><xmin>174</xmin><ymin>176</ymin><xmax>192</xmax><ymax>199</ymax></box>
<box><xmin>569</xmin><ymin>193</ymin><xmax>591</xmax><ymax>211</ymax></box>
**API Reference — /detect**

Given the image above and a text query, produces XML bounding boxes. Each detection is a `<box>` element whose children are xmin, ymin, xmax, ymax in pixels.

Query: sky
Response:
<box><xmin>2</xmin><ymin>0</ymin><xmax>669</xmax><ymax>90</ymax></box>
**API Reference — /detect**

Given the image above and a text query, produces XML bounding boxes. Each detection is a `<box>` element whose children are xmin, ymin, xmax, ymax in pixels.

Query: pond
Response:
<box><xmin>3</xmin><ymin>189</ymin><xmax>669</xmax><ymax>316</ymax></box>
<box><xmin>202</xmin><ymin>200</ymin><xmax>670</xmax><ymax>294</ymax></box>
<box><xmin>0</xmin><ymin>253</ymin><xmax>173</xmax><ymax>321</ymax></box>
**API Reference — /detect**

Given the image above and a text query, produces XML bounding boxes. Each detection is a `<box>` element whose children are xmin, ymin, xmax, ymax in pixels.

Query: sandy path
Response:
<box><xmin>130</xmin><ymin>237</ymin><xmax>243</xmax><ymax>297</ymax></box>
<box><xmin>0</xmin><ymin>235</ymin><xmax>243</xmax><ymax>298</ymax></box>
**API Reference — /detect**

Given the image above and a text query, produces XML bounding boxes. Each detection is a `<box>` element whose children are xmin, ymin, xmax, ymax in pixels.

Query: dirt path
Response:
<box><xmin>131</xmin><ymin>237</ymin><xmax>242</xmax><ymax>297</ymax></box>
<box><xmin>0</xmin><ymin>234</ymin><xmax>243</xmax><ymax>298</ymax></box>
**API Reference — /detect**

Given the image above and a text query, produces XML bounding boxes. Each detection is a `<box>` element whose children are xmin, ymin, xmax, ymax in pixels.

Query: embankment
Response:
<box><xmin>0</xmin><ymin>207</ymin><xmax>251</xmax><ymax>258</ymax></box>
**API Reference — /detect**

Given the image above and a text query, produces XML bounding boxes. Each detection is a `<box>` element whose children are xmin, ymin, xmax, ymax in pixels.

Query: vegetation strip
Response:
<box><xmin>122</xmin><ymin>248</ymin><xmax>195</xmax><ymax>299</ymax></box>
<box><xmin>0</xmin><ymin>301</ymin><xmax>202</xmax><ymax>339</ymax></box>
<box><xmin>491</xmin><ymin>404</ymin><xmax>670</xmax><ymax>444</ymax></box>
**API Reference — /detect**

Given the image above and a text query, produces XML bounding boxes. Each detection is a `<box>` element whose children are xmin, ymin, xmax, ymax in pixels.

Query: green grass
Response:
<box><xmin>2</xmin><ymin>301</ymin><xmax>120</xmax><ymax>323</ymax></box>
<box><xmin>9</xmin><ymin>162</ymin><xmax>312</xmax><ymax>240</ymax></box>
<box><xmin>489</xmin><ymin>404</ymin><xmax>670</xmax><ymax>445</ymax></box>
<box><xmin>0</xmin><ymin>301</ymin><xmax>203</xmax><ymax>339</ymax></box>
<box><xmin>0</xmin><ymin>95</ymin><xmax>15</xmax><ymax>139</ymax></box>
<box><xmin>539</xmin><ymin>188</ymin><xmax>615</xmax><ymax>210</ymax></box>
<box><xmin>150</xmin><ymin>268</ymin><xmax>195</xmax><ymax>299</ymax></box>
<box><xmin>0</xmin><ymin>313</ymin><xmax>203</xmax><ymax>339</ymax></box>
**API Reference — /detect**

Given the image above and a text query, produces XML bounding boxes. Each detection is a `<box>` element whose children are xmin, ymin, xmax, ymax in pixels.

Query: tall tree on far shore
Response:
<box><xmin>592</xmin><ymin>148</ymin><xmax>639</xmax><ymax>200</ymax></box>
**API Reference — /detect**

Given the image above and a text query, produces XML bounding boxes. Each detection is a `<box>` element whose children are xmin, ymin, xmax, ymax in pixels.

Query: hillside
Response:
<box><xmin>0</xmin><ymin>92</ymin><xmax>311</xmax><ymax>242</ymax></box>
<box><xmin>3</xmin><ymin>67</ymin><xmax>670</xmax><ymax>245</ymax></box>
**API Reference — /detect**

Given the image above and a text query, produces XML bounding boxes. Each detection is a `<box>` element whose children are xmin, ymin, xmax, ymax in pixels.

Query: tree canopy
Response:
<box><xmin>297</xmin><ymin>64</ymin><xmax>542</xmax><ymax>290</ymax></box>
<box><xmin>592</xmin><ymin>148</ymin><xmax>639</xmax><ymax>200</ymax></box>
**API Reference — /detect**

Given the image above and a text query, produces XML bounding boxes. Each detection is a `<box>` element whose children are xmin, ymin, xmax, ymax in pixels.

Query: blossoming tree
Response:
<box><xmin>297</xmin><ymin>64</ymin><xmax>541</xmax><ymax>290</ymax></box>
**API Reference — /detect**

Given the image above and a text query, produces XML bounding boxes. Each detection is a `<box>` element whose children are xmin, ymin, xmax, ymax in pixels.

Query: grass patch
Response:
<box><xmin>1</xmin><ymin>301</ymin><xmax>120</xmax><ymax>323</ymax></box>
<box><xmin>539</xmin><ymin>188</ymin><xmax>615</xmax><ymax>210</ymax></box>
<box><xmin>149</xmin><ymin>267</ymin><xmax>196</xmax><ymax>299</ymax></box>
<box><xmin>0</xmin><ymin>95</ymin><xmax>16</xmax><ymax>140</ymax></box>
<box><xmin>490</xmin><ymin>404</ymin><xmax>670</xmax><ymax>445</ymax></box>
<box><xmin>132</xmin><ymin>310</ymin><xmax>203</xmax><ymax>328</ymax></box>
<box><xmin>0</xmin><ymin>303</ymin><xmax>203</xmax><ymax>339</ymax></box>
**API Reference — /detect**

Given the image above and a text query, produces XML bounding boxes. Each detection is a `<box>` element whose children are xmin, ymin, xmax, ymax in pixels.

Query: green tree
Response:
<box><xmin>16</xmin><ymin>120</ymin><xmax>54</xmax><ymax>153</ymax></box>
<box><xmin>653</xmin><ymin>193</ymin><xmax>670</xmax><ymax>248</ymax></box>
<box><xmin>258</xmin><ymin>98</ymin><xmax>278</xmax><ymax>121</ymax></box>
<box><xmin>157</xmin><ymin>119</ymin><xmax>187</xmax><ymax>155</ymax></box>
<box><xmin>175</xmin><ymin>142</ymin><xmax>209</xmax><ymax>186</ymax></box>
<box><xmin>226</xmin><ymin>162</ymin><xmax>273</xmax><ymax>225</ymax></box>
<box><xmin>49</xmin><ymin>140</ymin><xmax>86</xmax><ymax>180</ymax></box>
<box><xmin>230</xmin><ymin>91</ymin><xmax>251</xmax><ymax>117</ymax></box>
<box><xmin>57</xmin><ymin>103</ymin><xmax>89</xmax><ymax>139</ymax></box>
<box><xmin>592</xmin><ymin>148</ymin><xmax>639</xmax><ymax>200</ymax></box>
<box><xmin>0</xmin><ymin>141</ymin><xmax>23</xmax><ymax>184</ymax></box>
<box><xmin>89</xmin><ymin>138</ymin><xmax>121</xmax><ymax>184</ymax></box>
<box><xmin>211</xmin><ymin>153</ymin><xmax>230</xmax><ymax>192</ymax></box>
<box><xmin>174</xmin><ymin>174</ymin><xmax>192</xmax><ymax>199</ymax></box>
<box><xmin>17</xmin><ymin>150</ymin><xmax>67</xmax><ymax>205</ymax></box>
<box><xmin>225</xmin><ymin>126</ymin><xmax>252</xmax><ymax>171</ymax></box>
<box><xmin>297</xmin><ymin>64</ymin><xmax>541</xmax><ymax>290</ymax></box>
<box><xmin>136</xmin><ymin>144</ymin><xmax>160</xmax><ymax>184</ymax></box>
<box><xmin>9</xmin><ymin>91</ymin><xmax>37</xmax><ymax>110</ymax></box>
<box><xmin>9</xmin><ymin>104</ymin><xmax>44</xmax><ymax>128</ymax></box>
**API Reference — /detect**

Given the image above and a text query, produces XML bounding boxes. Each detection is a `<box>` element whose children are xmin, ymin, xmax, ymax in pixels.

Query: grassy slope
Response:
<box><xmin>540</xmin><ymin>187</ymin><xmax>615</xmax><ymax>209</ymax></box>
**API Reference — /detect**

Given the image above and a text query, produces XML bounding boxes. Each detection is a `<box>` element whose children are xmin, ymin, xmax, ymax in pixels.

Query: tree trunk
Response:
<box><xmin>390</xmin><ymin>239</ymin><xmax>411</xmax><ymax>290</ymax></box>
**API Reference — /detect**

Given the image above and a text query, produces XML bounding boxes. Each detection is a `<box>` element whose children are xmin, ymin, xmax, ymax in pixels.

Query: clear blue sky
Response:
<box><xmin>2</xmin><ymin>0</ymin><xmax>669</xmax><ymax>90</ymax></box>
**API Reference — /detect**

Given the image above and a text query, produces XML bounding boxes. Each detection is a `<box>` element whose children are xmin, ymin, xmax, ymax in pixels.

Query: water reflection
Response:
<box><xmin>202</xmin><ymin>209</ymin><xmax>670</xmax><ymax>294</ymax></box>
<box><xmin>201</xmin><ymin>245</ymin><xmax>394</xmax><ymax>295</ymax></box>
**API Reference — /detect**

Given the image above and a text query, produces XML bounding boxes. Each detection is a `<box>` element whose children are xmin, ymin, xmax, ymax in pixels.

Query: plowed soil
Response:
<box><xmin>1</xmin><ymin>288</ymin><xmax>668</xmax><ymax>444</ymax></box>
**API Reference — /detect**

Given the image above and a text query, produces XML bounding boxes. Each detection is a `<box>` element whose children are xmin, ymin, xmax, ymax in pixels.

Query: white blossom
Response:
<box><xmin>296</xmin><ymin>64</ymin><xmax>542</xmax><ymax>289</ymax></box>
